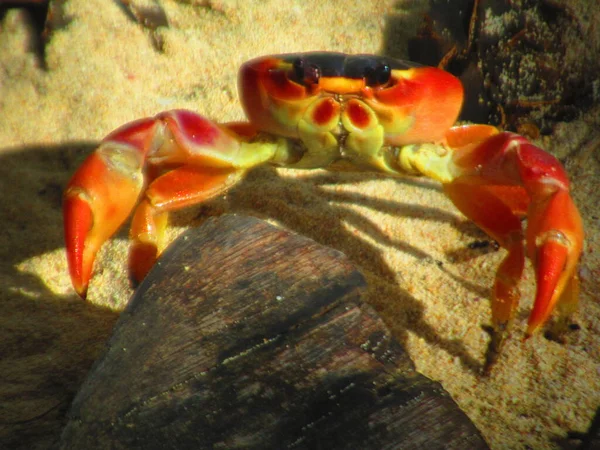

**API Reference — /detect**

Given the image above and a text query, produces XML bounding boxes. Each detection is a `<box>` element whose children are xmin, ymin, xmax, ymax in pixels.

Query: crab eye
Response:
<box><xmin>291</xmin><ymin>58</ymin><xmax>321</xmax><ymax>86</ymax></box>
<box><xmin>364</xmin><ymin>63</ymin><xmax>391</xmax><ymax>87</ymax></box>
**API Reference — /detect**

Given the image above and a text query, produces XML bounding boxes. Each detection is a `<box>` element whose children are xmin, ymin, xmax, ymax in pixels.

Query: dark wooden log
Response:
<box><xmin>59</xmin><ymin>215</ymin><xmax>489</xmax><ymax>449</ymax></box>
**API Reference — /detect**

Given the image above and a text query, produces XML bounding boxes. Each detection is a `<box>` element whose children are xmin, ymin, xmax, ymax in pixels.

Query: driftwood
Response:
<box><xmin>59</xmin><ymin>214</ymin><xmax>488</xmax><ymax>449</ymax></box>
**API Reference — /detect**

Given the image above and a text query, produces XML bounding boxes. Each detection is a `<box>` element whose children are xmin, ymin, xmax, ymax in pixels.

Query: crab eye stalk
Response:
<box><xmin>364</xmin><ymin>63</ymin><xmax>391</xmax><ymax>87</ymax></box>
<box><xmin>291</xmin><ymin>57</ymin><xmax>321</xmax><ymax>86</ymax></box>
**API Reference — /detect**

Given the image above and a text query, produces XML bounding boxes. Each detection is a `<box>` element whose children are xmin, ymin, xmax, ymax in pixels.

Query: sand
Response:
<box><xmin>1</xmin><ymin>0</ymin><xmax>599</xmax><ymax>449</ymax></box>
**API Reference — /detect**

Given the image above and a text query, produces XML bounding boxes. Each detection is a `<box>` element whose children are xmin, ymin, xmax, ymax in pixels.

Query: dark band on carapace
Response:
<box><xmin>276</xmin><ymin>52</ymin><xmax>421</xmax><ymax>79</ymax></box>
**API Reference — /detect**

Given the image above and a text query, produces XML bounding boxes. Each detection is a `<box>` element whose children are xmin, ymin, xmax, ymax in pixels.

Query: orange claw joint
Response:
<box><xmin>450</xmin><ymin>131</ymin><xmax>584</xmax><ymax>337</ymax></box>
<box><xmin>63</xmin><ymin>118</ymin><xmax>159</xmax><ymax>297</ymax></box>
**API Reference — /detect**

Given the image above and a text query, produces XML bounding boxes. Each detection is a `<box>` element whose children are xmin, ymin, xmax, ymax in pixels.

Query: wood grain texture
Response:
<box><xmin>59</xmin><ymin>215</ymin><xmax>488</xmax><ymax>449</ymax></box>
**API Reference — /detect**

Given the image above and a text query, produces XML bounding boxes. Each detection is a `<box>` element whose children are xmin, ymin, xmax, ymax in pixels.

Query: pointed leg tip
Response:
<box><xmin>64</xmin><ymin>191</ymin><xmax>95</xmax><ymax>299</ymax></box>
<box><xmin>129</xmin><ymin>242</ymin><xmax>159</xmax><ymax>284</ymax></box>
<box><xmin>66</xmin><ymin>252</ymin><xmax>93</xmax><ymax>300</ymax></box>
<box><xmin>524</xmin><ymin>323</ymin><xmax>536</xmax><ymax>339</ymax></box>
<box><xmin>68</xmin><ymin>268</ymin><xmax>90</xmax><ymax>299</ymax></box>
<box><xmin>525</xmin><ymin>315</ymin><xmax>545</xmax><ymax>340</ymax></box>
<box><xmin>74</xmin><ymin>283</ymin><xmax>88</xmax><ymax>300</ymax></box>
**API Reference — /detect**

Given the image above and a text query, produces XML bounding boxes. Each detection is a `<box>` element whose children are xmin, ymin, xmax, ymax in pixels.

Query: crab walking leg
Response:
<box><xmin>399</xmin><ymin>128</ymin><xmax>584</xmax><ymax>337</ymax></box>
<box><xmin>128</xmin><ymin>166</ymin><xmax>244</xmax><ymax>282</ymax></box>
<box><xmin>64</xmin><ymin>110</ymin><xmax>285</xmax><ymax>298</ymax></box>
<box><xmin>443</xmin><ymin>183</ymin><xmax>526</xmax><ymax>329</ymax></box>
<box><xmin>443</xmin><ymin>182</ymin><xmax>529</xmax><ymax>369</ymax></box>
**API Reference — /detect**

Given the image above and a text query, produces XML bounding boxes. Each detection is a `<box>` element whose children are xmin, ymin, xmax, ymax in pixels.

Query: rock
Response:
<box><xmin>59</xmin><ymin>215</ymin><xmax>488</xmax><ymax>449</ymax></box>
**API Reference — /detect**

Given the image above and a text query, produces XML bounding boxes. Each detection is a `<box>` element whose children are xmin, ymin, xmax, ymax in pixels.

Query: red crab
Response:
<box><xmin>63</xmin><ymin>52</ymin><xmax>583</xmax><ymax>362</ymax></box>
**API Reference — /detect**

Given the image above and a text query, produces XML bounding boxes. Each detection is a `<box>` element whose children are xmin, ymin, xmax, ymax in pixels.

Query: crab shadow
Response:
<box><xmin>0</xmin><ymin>143</ymin><xmax>120</xmax><ymax>450</ymax></box>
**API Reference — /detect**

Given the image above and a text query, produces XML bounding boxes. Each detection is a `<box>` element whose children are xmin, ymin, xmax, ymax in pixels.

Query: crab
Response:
<box><xmin>63</xmin><ymin>52</ymin><xmax>583</xmax><ymax>363</ymax></box>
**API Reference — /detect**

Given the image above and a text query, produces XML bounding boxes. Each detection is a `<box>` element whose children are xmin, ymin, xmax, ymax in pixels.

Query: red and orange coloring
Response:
<box><xmin>63</xmin><ymin>52</ymin><xmax>583</xmax><ymax>368</ymax></box>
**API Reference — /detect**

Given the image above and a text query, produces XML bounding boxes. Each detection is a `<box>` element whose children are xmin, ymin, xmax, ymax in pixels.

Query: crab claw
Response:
<box><xmin>523</xmin><ymin>164</ymin><xmax>583</xmax><ymax>337</ymax></box>
<box><xmin>63</xmin><ymin>118</ymin><xmax>157</xmax><ymax>297</ymax></box>
<box><xmin>63</xmin><ymin>111</ymin><xmax>270</xmax><ymax>298</ymax></box>
<box><xmin>403</xmin><ymin>126</ymin><xmax>584</xmax><ymax>350</ymax></box>
<box><xmin>449</xmin><ymin>131</ymin><xmax>584</xmax><ymax>337</ymax></box>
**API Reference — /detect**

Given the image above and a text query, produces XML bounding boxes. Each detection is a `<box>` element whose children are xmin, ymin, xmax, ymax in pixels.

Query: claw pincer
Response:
<box><xmin>63</xmin><ymin>119</ymin><xmax>153</xmax><ymax>297</ymax></box>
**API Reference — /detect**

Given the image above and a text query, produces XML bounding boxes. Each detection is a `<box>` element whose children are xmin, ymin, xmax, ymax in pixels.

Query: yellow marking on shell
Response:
<box><xmin>98</xmin><ymin>143</ymin><xmax>144</xmax><ymax>175</ymax></box>
<box><xmin>395</xmin><ymin>67</ymin><xmax>419</xmax><ymax>80</ymax></box>
<box><xmin>269</xmin><ymin>96</ymin><xmax>316</xmax><ymax>131</ymax></box>
<box><xmin>362</xmin><ymin>99</ymin><xmax>415</xmax><ymax>136</ymax></box>
<box><xmin>535</xmin><ymin>229</ymin><xmax>571</xmax><ymax>251</ymax></box>
<box><xmin>319</xmin><ymin>77</ymin><xmax>365</xmax><ymax>94</ymax></box>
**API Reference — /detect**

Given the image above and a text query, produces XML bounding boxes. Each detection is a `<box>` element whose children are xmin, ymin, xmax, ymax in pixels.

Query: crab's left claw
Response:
<box><xmin>521</xmin><ymin>156</ymin><xmax>583</xmax><ymax>337</ymax></box>
<box><xmin>445</xmin><ymin>131</ymin><xmax>584</xmax><ymax>338</ymax></box>
<box><xmin>399</xmin><ymin>127</ymin><xmax>584</xmax><ymax>351</ymax></box>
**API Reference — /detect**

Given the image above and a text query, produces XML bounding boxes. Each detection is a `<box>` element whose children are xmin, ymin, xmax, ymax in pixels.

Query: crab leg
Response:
<box><xmin>453</xmin><ymin>131</ymin><xmax>583</xmax><ymax>337</ymax></box>
<box><xmin>64</xmin><ymin>110</ymin><xmax>281</xmax><ymax>298</ymax></box>
<box><xmin>399</xmin><ymin>127</ymin><xmax>584</xmax><ymax>340</ymax></box>
<box><xmin>128</xmin><ymin>166</ymin><xmax>244</xmax><ymax>282</ymax></box>
<box><xmin>443</xmin><ymin>183</ymin><xmax>526</xmax><ymax>329</ymax></box>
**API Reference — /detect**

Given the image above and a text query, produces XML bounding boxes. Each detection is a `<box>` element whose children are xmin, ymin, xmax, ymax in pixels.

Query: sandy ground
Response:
<box><xmin>1</xmin><ymin>0</ymin><xmax>599</xmax><ymax>449</ymax></box>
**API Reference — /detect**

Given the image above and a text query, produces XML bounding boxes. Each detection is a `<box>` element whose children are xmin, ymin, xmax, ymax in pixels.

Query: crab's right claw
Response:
<box><xmin>64</xmin><ymin>132</ymin><xmax>148</xmax><ymax>298</ymax></box>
